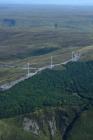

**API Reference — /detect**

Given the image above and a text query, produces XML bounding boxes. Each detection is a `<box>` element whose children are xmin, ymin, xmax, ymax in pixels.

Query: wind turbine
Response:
<box><xmin>72</xmin><ymin>51</ymin><xmax>75</xmax><ymax>61</ymax></box>
<box><xmin>51</xmin><ymin>56</ymin><xmax>53</xmax><ymax>69</ymax></box>
<box><xmin>27</xmin><ymin>63</ymin><xmax>30</xmax><ymax>77</ymax></box>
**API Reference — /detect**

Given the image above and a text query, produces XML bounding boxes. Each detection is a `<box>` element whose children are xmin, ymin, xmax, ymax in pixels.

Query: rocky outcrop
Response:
<box><xmin>23</xmin><ymin>117</ymin><xmax>40</xmax><ymax>135</ymax></box>
<box><xmin>23</xmin><ymin>116</ymin><xmax>57</xmax><ymax>137</ymax></box>
<box><xmin>48</xmin><ymin>117</ymin><xmax>56</xmax><ymax>137</ymax></box>
<box><xmin>22</xmin><ymin>107</ymin><xmax>77</xmax><ymax>140</ymax></box>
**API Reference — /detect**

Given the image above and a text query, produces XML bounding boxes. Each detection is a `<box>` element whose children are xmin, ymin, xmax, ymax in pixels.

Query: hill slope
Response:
<box><xmin>0</xmin><ymin>61</ymin><xmax>93</xmax><ymax>140</ymax></box>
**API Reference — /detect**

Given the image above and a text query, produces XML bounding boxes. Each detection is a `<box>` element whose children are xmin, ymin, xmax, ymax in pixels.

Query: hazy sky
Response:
<box><xmin>0</xmin><ymin>0</ymin><xmax>93</xmax><ymax>5</ymax></box>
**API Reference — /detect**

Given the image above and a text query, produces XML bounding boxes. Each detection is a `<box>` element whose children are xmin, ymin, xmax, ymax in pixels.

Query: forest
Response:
<box><xmin>0</xmin><ymin>61</ymin><xmax>93</xmax><ymax>118</ymax></box>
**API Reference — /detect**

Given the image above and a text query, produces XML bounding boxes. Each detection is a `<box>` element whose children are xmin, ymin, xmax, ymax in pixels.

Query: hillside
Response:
<box><xmin>0</xmin><ymin>61</ymin><xmax>93</xmax><ymax>139</ymax></box>
<box><xmin>0</xmin><ymin>107</ymin><xmax>76</xmax><ymax>140</ymax></box>
<box><xmin>0</xmin><ymin>61</ymin><xmax>92</xmax><ymax>118</ymax></box>
<box><xmin>1</xmin><ymin>5</ymin><xmax>93</xmax><ymax>84</ymax></box>
<box><xmin>0</xmin><ymin>5</ymin><xmax>93</xmax><ymax>140</ymax></box>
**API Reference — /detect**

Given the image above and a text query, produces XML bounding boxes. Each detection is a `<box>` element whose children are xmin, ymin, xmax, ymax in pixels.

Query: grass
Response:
<box><xmin>0</xmin><ymin>106</ymin><xmax>80</xmax><ymax>140</ymax></box>
<box><xmin>68</xmin><ymin>107</ymin><xmax>93</xmax><ymax>140</ymax></box>
<box><xmin>79</xmin><ymin>45</ymin><xmax>93</xmax><ymax>61</ymax></box>
<box><xmin>0</xmin><ymin>46</ymin><xmax>80</xmax><ymax>85</ymax></box>
<box><xmin>0</xmin><ymin>119</ymin><xmax>38</xmax><ymax>140</ymax></box>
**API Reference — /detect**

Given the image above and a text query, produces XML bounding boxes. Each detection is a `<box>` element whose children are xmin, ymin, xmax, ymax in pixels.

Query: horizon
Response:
<box><xmin>1</xmin><ymin>3</ymin><xmax>93</xmax><ymax>7</ymax></box>
<box><xmin>1</xmin><ymin>0</ymin><xmax>93</xmax><ymax>6</ymax></box>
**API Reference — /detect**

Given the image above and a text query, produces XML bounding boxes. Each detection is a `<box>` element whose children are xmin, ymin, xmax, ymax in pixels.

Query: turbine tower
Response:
<box><xmin>72</xmin><ymin>51</ymin><xmax>75</xmax><ymax>61</ymax></box>
<box><xmin>27</xmin><ymin>62</ymin><xmax>30</xmax><ymax>77</ymax></box>
<box><xmin>51</xmin><ymin>56</ymin><xmax>53</xmax><ymax>69</ymax></box>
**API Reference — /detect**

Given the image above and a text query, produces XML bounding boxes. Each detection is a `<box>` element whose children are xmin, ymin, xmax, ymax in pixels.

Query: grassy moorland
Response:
<box><xmin>0</xmin><ymin>5</ymin><xmax>93</xmax><ymax>84</ymax></box>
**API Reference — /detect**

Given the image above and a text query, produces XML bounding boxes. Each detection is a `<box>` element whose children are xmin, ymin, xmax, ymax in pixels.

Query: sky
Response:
<box><xmin>0</xmin><ymin>0</ymin><xmax>93</xmax><ymax>5</ymax></box>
